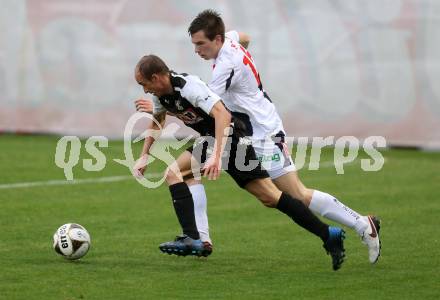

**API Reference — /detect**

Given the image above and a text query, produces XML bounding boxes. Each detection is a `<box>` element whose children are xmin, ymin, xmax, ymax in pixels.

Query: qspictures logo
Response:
<box><xmin>54</xmin><ymin>112</ymin><xmax>386</xmax><ymax>188</ymax></box>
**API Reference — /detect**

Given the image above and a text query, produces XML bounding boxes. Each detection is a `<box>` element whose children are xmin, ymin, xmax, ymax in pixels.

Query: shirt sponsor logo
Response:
<box><xmin>258</xmin><ymin>153</ymin><xmax>280</xmax><ymax>162</ymax></box>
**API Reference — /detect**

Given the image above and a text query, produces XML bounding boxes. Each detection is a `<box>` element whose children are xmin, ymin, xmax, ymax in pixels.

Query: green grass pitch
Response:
<box><xmin>0</xmin><ymin>135</ymin><xmax>439</xmax><ymax>299</ymax></box>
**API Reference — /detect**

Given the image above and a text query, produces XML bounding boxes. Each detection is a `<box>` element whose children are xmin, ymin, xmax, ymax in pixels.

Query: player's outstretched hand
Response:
<box><xmin>132</xmin><ymin>155</ymin><xmax>148</xmax><ymax>178</ymax></box>
<box><xmin>135</xmin><ymin>99</ymin><xmax>154</xmax><ymax>113</ymax></box>
<box><xmin>202</xmin><ymin>155</ymin><xmax>221</xmax><ymax>180</ymax></box>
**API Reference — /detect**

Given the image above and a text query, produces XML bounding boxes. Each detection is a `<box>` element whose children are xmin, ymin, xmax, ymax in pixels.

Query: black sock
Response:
<box><xmin>277</xmin><ymin>192</ymin><xmax>329</xmax><ymax>242</ymax></box>
<box><xmin>168</xmin><ymin>182</ymin><xmax>200</xmax><ymax>240</ymax></box>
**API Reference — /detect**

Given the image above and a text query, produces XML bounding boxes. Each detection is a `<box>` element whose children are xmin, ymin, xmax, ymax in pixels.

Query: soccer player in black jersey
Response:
<box><xmin>133</xmin><ymin>54</ymin><xmax>345</xmax><ymax>270</ymax></box>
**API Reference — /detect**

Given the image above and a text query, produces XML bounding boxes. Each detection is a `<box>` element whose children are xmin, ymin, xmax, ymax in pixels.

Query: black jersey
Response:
<box><xmin>152</xmin><ymin>72</ymin><xmax>252</xmax><ymax>137</ymax></box>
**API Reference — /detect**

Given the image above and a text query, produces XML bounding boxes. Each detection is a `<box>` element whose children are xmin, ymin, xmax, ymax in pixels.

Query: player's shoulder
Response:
<box><xmin>222</xmin><ymin>39</ymin><xmax>242</xmax><ymax>57</ymax></box>
<box><xmin>171</xmin><ymin>72</ymin><xmax>206</xmax><ymax>96</ymax></box>
<box><xmin>170</xmin><ymin>71</ymin><xmax>206</xmax><ymax>89</ymax></box>
<box><xmin>225</xmin><ymin>30</ymin><xmax>240</xmax><ymax>42</ymax></box>
<box><xmin>169</xmin><ymin>71</ymin><xmax>190</xmax><ymax>88</ymax></box>
<box><xmin>217</xmin><ymin>36</ymin><xmax>245</xmax><ymax>66</ymax></box>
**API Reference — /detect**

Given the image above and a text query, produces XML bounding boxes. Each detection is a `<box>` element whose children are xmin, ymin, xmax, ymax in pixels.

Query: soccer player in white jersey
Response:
<box><xmin>136</xmin><ymin>10</ymin><xmax>381</xmax><ymax>264</ymax></box>
<box><xmin>187</xmin><ymin>9</ymin><xmax>381</xmax><ymax>264</ymax></box>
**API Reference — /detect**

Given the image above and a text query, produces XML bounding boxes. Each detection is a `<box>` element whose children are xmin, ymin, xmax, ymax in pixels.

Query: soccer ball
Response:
<box><xmin>53</xmin><ymin>223</ymin><xmax>91</xmax><ymax>260</ymax></box>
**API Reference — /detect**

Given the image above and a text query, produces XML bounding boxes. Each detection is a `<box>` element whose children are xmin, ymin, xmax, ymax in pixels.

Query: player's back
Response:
<box><xmin>209</xmin><ymin>32</ymin><xmax>284</xmax><ymax>140</ymax></box>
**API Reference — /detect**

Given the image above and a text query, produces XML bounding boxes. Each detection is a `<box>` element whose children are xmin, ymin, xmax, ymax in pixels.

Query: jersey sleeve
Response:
<box><xmin>180</xmin><ymin>77</ymin><xmax>221</xmax><ymax>114</ymax></box>
<box><xmin>152</xmin><ymin>95</ymin><xmax>166</xmax><ymax>115</ymax></box>
<box><xmin>225</xmin><ymin>30</ymin><xmax>240</xmax><ymax>42</ymax></box>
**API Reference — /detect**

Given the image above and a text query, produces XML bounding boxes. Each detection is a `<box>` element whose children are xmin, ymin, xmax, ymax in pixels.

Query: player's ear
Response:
<box><xmin>214</xmin><ymin>34</ymin><xmax>223</xmax><ymax>43</ymax></box>
<box><xmin>150</xmin><ymin>73</ymin><xmax>159</xmax><ymax>82</ymax></box>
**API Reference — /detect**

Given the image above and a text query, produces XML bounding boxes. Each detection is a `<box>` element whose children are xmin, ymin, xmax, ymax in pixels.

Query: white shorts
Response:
<box><xmin>252</xmin><ymin>135</ymin><xmax>296</xmax><ymax>179</ymax></box>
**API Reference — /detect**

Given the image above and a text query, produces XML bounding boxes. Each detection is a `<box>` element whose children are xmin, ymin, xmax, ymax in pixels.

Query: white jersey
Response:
<box><xmin>208</xmin><ymin>30</ymin><xmax>285</xmax><ymax>140</ymax></box>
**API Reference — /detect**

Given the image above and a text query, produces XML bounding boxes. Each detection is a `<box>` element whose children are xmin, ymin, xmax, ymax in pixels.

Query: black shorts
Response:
<box><xmin>186</xmin><ymin>136</ymin><xmax>269</xmax><ymax>188</ymax></box>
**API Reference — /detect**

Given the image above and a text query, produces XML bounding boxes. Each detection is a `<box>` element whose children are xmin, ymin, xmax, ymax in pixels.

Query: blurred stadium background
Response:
<box><xmin>1</xmin><ymin>0</ymin><xmax>440</xmax><ymax>147</ymax></box>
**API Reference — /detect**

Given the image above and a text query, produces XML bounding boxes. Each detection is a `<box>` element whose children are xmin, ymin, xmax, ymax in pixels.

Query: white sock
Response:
<box><xmin>189</xmin><ymin>184</ymin><xmax>211</xmax><ymax>244</ymax></box>
<box><xmin>309</xmin><ymin>190</ymin><xmax>368</xmax><ymax>236</ymax></box>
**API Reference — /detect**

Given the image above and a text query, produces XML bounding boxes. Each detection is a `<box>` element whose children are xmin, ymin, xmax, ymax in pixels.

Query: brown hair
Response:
<box><xmin>136</xmin><ymin>55</ymin><xmax>169</xmax><ymax>80</ymax></box>
<box><xmin>188</xmin><ymin>9</ymin><xmax>225</xmax><ymax>42</ymax></box>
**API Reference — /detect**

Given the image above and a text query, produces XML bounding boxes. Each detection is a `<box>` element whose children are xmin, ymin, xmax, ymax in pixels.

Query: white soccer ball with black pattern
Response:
<box><xmin>53</xmin><ymin>223</ymin><xmax>91</xmax><ymax>260</ymax></box>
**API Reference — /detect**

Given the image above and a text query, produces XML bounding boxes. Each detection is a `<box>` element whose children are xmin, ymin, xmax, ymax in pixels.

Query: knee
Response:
<box><xmin>256</xmin><ymin>191</ymin><xmax>279</xmax><ymax>208</ymax></box>
<box><xmin>185</xmin><ymin>178</ymin><xmax>200</xmax><ymax>186</ymax></box>
<box><xmin>301</xmin><ymin>188</ymin><xmax>314</xmax><ymax>205</ymax></box>
<box><xmin>246</xmin><ymin>179</ymin><xmax>281</xmax><ymax>208</ymax></box>
<box><xmin>165</xmin><ymin>168</ymin><xmax>182</xmax><ymax>185</ymax></box>
<box><xmin>290</xmin><ymin>186</ymin><xmax>313</xmax><ymax>206</ymax></box>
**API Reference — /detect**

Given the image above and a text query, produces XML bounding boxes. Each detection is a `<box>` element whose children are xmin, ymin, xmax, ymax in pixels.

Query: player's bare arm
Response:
<box><xmin>202</xmin><ymin>101</ymin><xmax>231</xmax><ymax>180</ymax></box>
<box><xmin>136</xmin><ymin>99</ymin><xmax>177</xmax><ymax>117</ymax></box>
<box><xmin>238</xmin><ymin>32</ymin><xmax>250</xmax><ymax>49</ymax></box>
<box><xmin>133</xmin><ymin>111</ymin><xmax>166</xmax><ymax>177</ymax></box>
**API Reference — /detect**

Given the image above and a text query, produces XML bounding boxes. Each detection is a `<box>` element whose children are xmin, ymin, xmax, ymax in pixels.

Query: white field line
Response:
<box><xmin>0</xmin><ymin>173</ymin><xmax>163</xmax><ymax>190</ymax></box>
<box><xmin>0</xmin><ymin>159</ymin><xmax>364</xmax><ymax>190</ymax></box>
